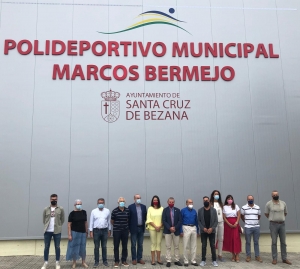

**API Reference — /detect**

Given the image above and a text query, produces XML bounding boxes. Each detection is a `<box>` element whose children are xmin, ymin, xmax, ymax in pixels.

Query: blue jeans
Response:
<box><xmin>93</xmin><ymin>228</ymin><xmax>108</xmax><ymax>263</ymax></box>
<box><xmin>131</xmin><ymin>227</ymin><xmax>144</xmax><ymax>261</ymax></box>
<box><xmin>244</xmin><ymin>227</ymin><xmax>260</xmax><ymax>257</ymax></box>
<box><xmin>44</xmin><ymin>232</ymin><xmax>61</xmax><ymax>261</ymax></box>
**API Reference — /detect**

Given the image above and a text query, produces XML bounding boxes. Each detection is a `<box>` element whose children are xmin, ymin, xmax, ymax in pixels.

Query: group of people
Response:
<box><xmin>41</xmin><ymin>190</ymin><xmax>291</xmax><ymax>269</ymax></box>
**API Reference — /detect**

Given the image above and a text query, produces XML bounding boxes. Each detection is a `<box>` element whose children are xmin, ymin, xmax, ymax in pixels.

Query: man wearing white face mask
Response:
<box><xmin>89</xmin><ymin>198</ymin><xmax>111</xmax><ymax>268</ymax></box>
<box><xmin>128</xmin><ymin>194</ymin><xmax>147</xmax><ymax>265</ymax></box>
<box><xmin>180</xmin><ymin>199</ymin><xmax>199</xmax><ymax>267</ymax></box>
<box><xmin>111</xmin><ymin>197</ymin><xmax>130</xmax><ymax>267</ymax></box>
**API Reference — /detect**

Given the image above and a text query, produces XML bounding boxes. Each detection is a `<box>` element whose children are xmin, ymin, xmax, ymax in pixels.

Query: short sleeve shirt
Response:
<box><xmin>240</xmin><ymin>204</ymin><xmax>261</xmax><ymax>228</ymax></box>
<box><xmin>68</xmin><ymin>210</ymin><xmax>87</xmax><ymax>233</ymax></box>
<box><xmin>265</xmin><ymin>200</ymin><xmax>287</xmax><ymax>222</ymax></box>
<box><xmin>111</xmin><ymin>207</ymin><xmax>130</xmax><ymax>232</ymax></box>
<box><xmin>223</xmin><ymin>205</ymin><xmax>240</xmax><ymax>217</ymax></box>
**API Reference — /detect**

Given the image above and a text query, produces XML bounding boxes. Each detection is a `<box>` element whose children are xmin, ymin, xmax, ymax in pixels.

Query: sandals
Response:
<box><xmin>151</xmin><ymin>262</ymin><xmax>156</xmax><ymax>265</ymax></box>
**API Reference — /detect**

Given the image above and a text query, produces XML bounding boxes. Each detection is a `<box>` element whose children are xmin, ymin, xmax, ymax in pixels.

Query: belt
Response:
<box><xmin>94</xmin><ymin>227</ymin><xmax>108</xmax><ymax>230</ymax></box>
<box><xmin>137</xmin><ymin>225</ymin><xmax>144</xmax><ymax>227</ymax></box>
<box><xmin>270</xmin><ymin>221</ymin><xmax>284</xmax><ymax>224</ymax></box>
<box><xmin>183</xmin><ymin>224</ymin><xmax>195</xmax><ymax>227</ymax></box>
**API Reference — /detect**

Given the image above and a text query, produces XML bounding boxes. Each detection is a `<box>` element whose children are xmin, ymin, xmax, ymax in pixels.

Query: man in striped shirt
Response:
<box><xmin>111</xmin><ymin>197</ymin><xmax>130</xmax><ymax>268</ymax></box>
<box><xmin>240</xmin><ymin>195</ymin><xmax>262</xmax><ymax>263</ymax></box>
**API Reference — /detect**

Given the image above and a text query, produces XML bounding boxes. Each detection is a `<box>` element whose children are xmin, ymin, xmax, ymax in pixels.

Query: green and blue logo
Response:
<box><xmin>98</xmin><ymin>8</ymin><xmax>190</xmax><ymax>34</ymax></box>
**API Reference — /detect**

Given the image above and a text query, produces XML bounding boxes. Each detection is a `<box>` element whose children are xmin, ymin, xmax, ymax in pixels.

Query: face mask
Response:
<box><xmin>153</xmin><ymin>201</ymin><xmax>158</xmax><ymax>206</ymax></box>
<box><xmin>204</xmin><ymin>201</ymin><xmax>210</xmax><ymax>207</ymax></box>
<box><xmin>168</xmin><ymin>203</ymin><xmax>174</xmax><ymax>208</ymax></box>
<box><xmin>119</xmin><ymin>202</ymin><xmax>125</xmax><ymax>207</ymax></box>
<box><xmin>188</xmin><ymin>205</ymin><xmax>193</xmax><ymax>209</ymax></box>
<box><xmin>248</xmin><ymin>200</ymin><xmax>254</xmax><ymax>205</ymax></box>
<box><xmin>51</xmin><ymin>201</ymin><xmax>57</xmax><ymax>206</ymax></box>
<box><xmin>136</xmin><ymin>199</ymin><xmax>141</xmax><ymax>204</ymax></box>
<box><xmin>76</xmin><ymin>205</ymin><xmax>82</xmax><ymax>210</ymax></box>
<box><xmin>214</xmin><ymin>195</ymin><xmax>219</xmax><ymax>200</ymax></box>
<box><xmin>227</xmin><ymin>199</ymin><xmax>233</xmax><ymax>205</ymax></box>
<box><xmin>273</xmin><ymin>196</ymin><xmax>279</xmax><ymax>201</ymax></box>
<box><xmin>98</xmin><ymin>204</ymin><xmax>104</xmax><ymax>209</ymax></box>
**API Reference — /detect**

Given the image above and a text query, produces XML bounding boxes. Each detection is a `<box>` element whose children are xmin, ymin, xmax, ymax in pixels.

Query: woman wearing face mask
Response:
<box><xmin>66</xmin><ymin>199</ymin><xmax>88</xmax><ymax>268</ymax></box>
<box><xmin>146</xmin><ymin>195</ymin><xmax>164</xmax><ymax>265</ymax></box>
<box><xmin>210</xmin><ymin>190</ymin><xmax>224</xmax><ymax>261</ymax></box>
<box><xmin>222</xmin><ymin>195</ymin><xmax>242</xmax><ymax>262</ymax></box>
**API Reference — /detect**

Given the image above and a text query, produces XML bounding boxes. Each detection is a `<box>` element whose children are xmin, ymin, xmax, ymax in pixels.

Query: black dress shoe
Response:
<box><xmin>166</xmin><ymin>262</ymin><xmax>171</xmax><ymax>267</ymax></box>
<box><xmin>191</xmin><ymin>263</ymin><xmax>198</xmax><ymax>266</ymax></box>
<box><xmin>175</xmin><ymin>262</ymin><xmax>183</xmax><ymax>266</ymax></box>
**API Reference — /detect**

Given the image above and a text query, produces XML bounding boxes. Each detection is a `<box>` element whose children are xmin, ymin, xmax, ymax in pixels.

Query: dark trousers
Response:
<box><xmin>93</xmin><ymin>228</ymin><xmax>108</xmax><ymax>263</ymax></box>
<box><xmin>130</xmin><ymin>226</ymin><xmax>144</xmax><ymax>261</ymax></box>
<box><xmin>44</xmin><ymin>232</ymin><xmax>61</xmax><ymax>261</ymax></box>
<box><xmin>201</xmin><ymin>233</ymin><xmax>216</xmax><ymax>262</ymax></box>
<box><xmin>113</xmin><ymin>230</ymin><xmax>129</xmax><ymax>262</ymax></box>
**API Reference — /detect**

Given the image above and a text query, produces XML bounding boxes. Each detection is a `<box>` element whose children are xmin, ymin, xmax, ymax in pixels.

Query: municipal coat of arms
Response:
<box><xmin>101</xmin><ymin>89</ymin><xmax>120</xmax><ymax>123</ymax></box>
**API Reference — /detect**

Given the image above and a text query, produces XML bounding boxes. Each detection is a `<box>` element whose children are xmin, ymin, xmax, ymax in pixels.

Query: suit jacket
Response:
<box><xmin>162</xmin><ymin>206</ymin><xmax>182</xmax><ymax>236</ymax></box>
<box><xmin>128</xmin><ymin>203</ymin><xmax>147</xmax><ymax>234</ymax></box>
<box><xmin>198</xmin><ymin>207</ymin><xmax>218</xmax><ymax>233</ymax></box>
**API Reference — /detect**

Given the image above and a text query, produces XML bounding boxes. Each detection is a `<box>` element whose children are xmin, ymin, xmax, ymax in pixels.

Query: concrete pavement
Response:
<box><xmin>0</xmin><ymin>253</ymin><xmax>299</xmax><ymax>269</ymax></box>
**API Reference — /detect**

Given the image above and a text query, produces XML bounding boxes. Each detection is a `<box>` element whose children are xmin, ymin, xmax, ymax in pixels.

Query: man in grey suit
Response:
<box><xmin>198</xmin><ymin>196</ymin><xmax>218</xmax><ymax>267</ymax></box>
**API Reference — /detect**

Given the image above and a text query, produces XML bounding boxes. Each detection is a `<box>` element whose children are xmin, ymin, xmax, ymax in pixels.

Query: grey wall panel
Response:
<box><xmin>211</xmin><ymin>1</ymin><xmax>258</xmax><ymax>208</ymax></box>
<box><xmin>27</xmin><ymin>2</ymin><xmax>74</xmax><ymax>237</ymax></box>
<box><xmin>276</xmin><ymin>0</ymin><xmax>300</xmax><ymax>230</ymax></box>
<box><xmin>107</xmin><ymin>2</ymin><xmax>147</xmax><ymax>209</ymax></box>
<box><xmin>244</xmin><ymin>0</ymin><xmax>297</xmax><ymax>231</ymax></box>
<box><xmin>0</xmin><ymin>2</ymin><xmax>37</xmax><ymax>238</ymax></box>
<box><xmin>68</xmin><ymin>0</ymin><xmax>110</xmax><ymax>223</ymax></box>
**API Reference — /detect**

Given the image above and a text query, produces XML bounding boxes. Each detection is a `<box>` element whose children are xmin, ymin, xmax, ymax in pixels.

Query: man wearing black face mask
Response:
<box><xmin>265</xmin><ymin>190</ymin><xmax>291</xmax><ymax>265</ymax></box>
<box><xmin>41</xmin><ymin>194</ymin><xmax>65</xmax><ymax>269</ymax></box>
<box><xmin>241</xmin><ymin>195</ymin><xmax>262</xmax><ymax>263</ymax></box>
<box><xmin>198</xmin><ymin>196</ymin><xmax>218</xmax><ymax>267</ymax></box>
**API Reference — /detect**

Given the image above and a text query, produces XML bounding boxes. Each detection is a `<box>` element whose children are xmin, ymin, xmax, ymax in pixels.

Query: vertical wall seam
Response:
<box><xmin>27</xmin><ymin>0</ymin><xmax>38</xmax><ymax>236</ymax></box>
<box><xmin>176</xmin><ymin>0</ymin><xmax>185</xmax><ymax>201</ymax></box>
<box><xmin>67</xmin><ymin>0</ymin><xmax>75</xmax><ymax>215</ymax></box>
<box><xmin>242</xmin><ymin>0</ymin><xmax>260</xmax><ymax>205</ymax></box>
<box><xmin>275</xmin><ymin>0</ymin><xmax>298</xmax><ymax>228</ymax></box>
<box><xmin>141</xmin><ymin>0</ymin><xmax>147</xmax><ymax>204</ymax></box>
<box><xmin>107</xmin><ymin>0</ymin><xmax>110</xmax><ymax>208</ymax></box>
<box><xmin>209</xmin><ymin>0</ymin><xmax>222</xmax><ymax>191</ymax></box>
<box><xmin>0</xmin><ymin>0</ymin><xmax>2</xmax><ymax>28</ymax></box>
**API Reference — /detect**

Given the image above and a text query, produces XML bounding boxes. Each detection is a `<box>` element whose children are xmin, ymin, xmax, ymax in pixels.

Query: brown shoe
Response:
<box><xmin>132</xmin><ymin>260</ymin><xmax>137</xmax><ymax>265</ymax></box>
<box><xmin>114</xmin><ymin>262</ymin><xmax>119</xmax><ymax>268</ymax></box>
<box><xmin>122</xmin><ymin>262</ymin><xmax>129</xmax><ymax>267</ymax></box>
<box><xmin>283</xmin><ymin>260</ymin><xmax>292</xmax><ymax>265</ymax></box>
<box><xmin>255</xmin><ymin>256</ymin><xmax>263</xmax><ymax>263</ymax></box>
<box><xmin>138</xmin><ymin>260</ymin><xmax>145</xmax><ymax>265</ymax></box>
<box><xmin>272</xmin><ymin>259</ymin><xmax>277</xmax><ymax>265</ymax></box>
<box><xmin>246</xmin><ymin>256</ymin><xmax>251</xmax><ymax>262</ymax></box>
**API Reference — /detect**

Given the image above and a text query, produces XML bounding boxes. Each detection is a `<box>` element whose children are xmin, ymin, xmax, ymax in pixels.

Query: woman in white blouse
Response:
<box><xmin>222</xmin><ymin>195</ymin><xmax>242</xmax><ymax>262</ymax></box>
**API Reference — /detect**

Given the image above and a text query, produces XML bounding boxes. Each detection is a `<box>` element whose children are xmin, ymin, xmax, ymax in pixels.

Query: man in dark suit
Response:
<box><xmin>128</xmin><ymin>194</ymin><xmax>147</xmax><ymax>265</ymax></box>
<box><xmin>162</xmin><ymin>197</ymin><xmax>183</xmax><ymax>267</ymax></box>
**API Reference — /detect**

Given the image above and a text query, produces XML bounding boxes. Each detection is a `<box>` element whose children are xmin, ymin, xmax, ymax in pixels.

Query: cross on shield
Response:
<box><xmin>101</xmin><ymin>100</ymin><xmax>120</xmax><ymax>123</ymax></box>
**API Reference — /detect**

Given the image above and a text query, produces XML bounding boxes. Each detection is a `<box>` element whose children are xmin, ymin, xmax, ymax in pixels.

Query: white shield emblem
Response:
<box><xmin>101</xmin><ymin>100</ymin><xmax>120</xmax><ymax>123</ymax></box>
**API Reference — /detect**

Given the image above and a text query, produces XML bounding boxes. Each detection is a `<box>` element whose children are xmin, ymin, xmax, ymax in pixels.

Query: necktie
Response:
<box><xmin>170</xmin><ymin>208</ymin><xmax>174</xmax><ymax>226</ymax></box>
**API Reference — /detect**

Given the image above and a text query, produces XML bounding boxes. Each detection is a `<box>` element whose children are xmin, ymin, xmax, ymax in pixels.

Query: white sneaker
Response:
<box><xmin>56</xmin><ymin>262</ymin><xmax>61</xmax><ymax>269</ymax></box>
<box><xmin>199</xmin><ymin>261</ymin><xmax>206</xmax><ymax>266</ymax></box>
<box><xmin>212</xmin><ymin>261</ymin><xmax>218</xmax><ymax>267</ymax></box>
<box><xmin>41</xmin><ymin>262</ymin><xmax>48</xmax><ymax>269</ymax></box>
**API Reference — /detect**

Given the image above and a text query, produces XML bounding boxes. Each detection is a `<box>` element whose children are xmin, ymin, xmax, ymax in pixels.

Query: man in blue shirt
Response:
<box><xmin>180</xmin><ymin>199</ymin><xmax>199</xmax><ymax>266</ymax></box>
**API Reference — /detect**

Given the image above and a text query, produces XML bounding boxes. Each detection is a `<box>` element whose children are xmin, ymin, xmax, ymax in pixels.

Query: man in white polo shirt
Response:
<box><xmin>240</xmin><ymin>195</ymin><xmax>262</xmax><ymax>263</ymax></box>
